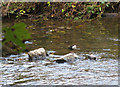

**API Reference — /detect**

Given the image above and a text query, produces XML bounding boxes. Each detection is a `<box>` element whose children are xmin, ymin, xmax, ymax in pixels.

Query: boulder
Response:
<box><xmin>28</xmin><ymin>48</ymin><xmax>46</xmax><ymax>61</ymax></box>
<box><xmin>54</xmin><ymin>53</ymin><xmax>79</xmax><ymax>63</ymax></box>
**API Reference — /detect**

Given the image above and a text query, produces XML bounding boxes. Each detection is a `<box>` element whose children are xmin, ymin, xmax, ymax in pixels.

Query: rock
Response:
<box><xmin>87</xmin><ymin>54</ymin><xmax>101</xmax><ymax>60</ymax></box>
<box><xmin>54</xmin><ymin>53</ymin><xmax>79</xmax><ymax>63</ymax></box>
<box><xmin>28</xmin><ymin>48</ymin><xmax>46</xmax><ymax>61</ymax></box>
<box><xmin>2</xmin><ymin>45</ymin><xmax>17</xmax><ymax>57</ymax></box>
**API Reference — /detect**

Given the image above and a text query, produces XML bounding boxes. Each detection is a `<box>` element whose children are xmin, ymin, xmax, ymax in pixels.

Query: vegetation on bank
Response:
<box><xmin>2</xmin><ymin>2</ymin><xmax>120</xmax><ymax>19</ymax></box>
<box><xmin>2</xmin><ymin>23</ymin><xmax>31</xmax><ymax>56</ymax></box>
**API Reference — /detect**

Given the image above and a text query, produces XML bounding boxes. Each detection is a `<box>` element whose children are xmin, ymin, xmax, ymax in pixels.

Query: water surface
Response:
<box><xmin>1</xmin><ymin>17</ymin><xmax>118</xmax><ymax>85</ymax></box>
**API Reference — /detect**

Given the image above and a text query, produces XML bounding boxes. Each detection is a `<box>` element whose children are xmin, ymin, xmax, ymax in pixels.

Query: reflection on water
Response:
<box><xmin>1</xmin><ymin>17</ymin><xmax>118</xmax><ymax>85</ymax></box>
<box><xmin>24</xmin><ymin>18</ymin><xmax>118</xmax><ymax>56</ymax></box>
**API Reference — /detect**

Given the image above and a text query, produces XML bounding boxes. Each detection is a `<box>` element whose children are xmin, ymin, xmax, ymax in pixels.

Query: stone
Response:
<box><xmin>28</xmin><ymin>48</ymin><xmax>46</xmax><ymax>61</ymax></box>
<box><xmin>87</xmin><ymin>54</ymin><xmax>101</xmax><ymax>60</ymax></box>
<box><xmin>54</xmin><ymin>53</ymin><xmax>79</xmax><ymax>63</ymax></box>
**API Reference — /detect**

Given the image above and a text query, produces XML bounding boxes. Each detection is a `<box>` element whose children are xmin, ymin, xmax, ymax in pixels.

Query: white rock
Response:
<box><xmin>28</xmin><ymin>48</ymin><xmax>46</xmax><ymax>60</ymax></box>
<box><xmin>54</xmin><ymin>53</ymin><xmax>79</xmax><ymax>63</ymax></box>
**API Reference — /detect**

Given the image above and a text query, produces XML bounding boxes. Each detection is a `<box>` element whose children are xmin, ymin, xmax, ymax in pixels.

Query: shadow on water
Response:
<box><xmin>1</xmin><ymin>17</ymin><xmax>118</xmax><ymax>85</ymax></box>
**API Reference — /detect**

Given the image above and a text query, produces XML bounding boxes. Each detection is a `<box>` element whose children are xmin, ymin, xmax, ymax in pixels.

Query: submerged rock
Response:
<box><xmin>87</xmin><ymin>54</ymin><xmax>101</xmax><ymax>60</ymax></box>
<box><xmin>28</xmin><ymin>48</ymin><xmax>46</xmax><ymax>61</ymax></box>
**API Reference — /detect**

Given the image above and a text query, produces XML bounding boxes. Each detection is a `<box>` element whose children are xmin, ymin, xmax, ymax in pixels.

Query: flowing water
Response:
<box><xmin>1</xmin><ymin>17</ymin><xmax>119</xmax><ymax>85</ymax></box>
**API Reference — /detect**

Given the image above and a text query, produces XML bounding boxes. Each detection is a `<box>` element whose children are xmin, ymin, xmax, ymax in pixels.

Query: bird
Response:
<box><xmin>68</xmin><ymin>45</ymin><xmax>77</xmax><ymax>50</ymax></box>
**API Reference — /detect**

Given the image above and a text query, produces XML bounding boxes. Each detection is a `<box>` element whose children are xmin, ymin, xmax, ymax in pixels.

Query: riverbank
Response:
<box><xmin>2</xmin><ymin>2</ymin><xmax>120</xmax><ymax>19</ymax></box>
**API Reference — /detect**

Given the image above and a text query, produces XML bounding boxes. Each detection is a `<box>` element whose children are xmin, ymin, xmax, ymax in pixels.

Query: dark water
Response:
<box><xmin>1</xmin><ymin>18</ymin><xmax>118</xmax><ymax>85</ymax></box>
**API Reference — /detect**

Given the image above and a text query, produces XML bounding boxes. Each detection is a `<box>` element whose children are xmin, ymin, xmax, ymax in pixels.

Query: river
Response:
<box><xmin>1</xmin><ymin>17</ymin><xmax>118</xmax><ymax>85</ymax></box>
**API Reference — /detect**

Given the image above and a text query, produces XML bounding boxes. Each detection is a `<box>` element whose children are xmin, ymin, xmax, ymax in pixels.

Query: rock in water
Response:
<box><xmin>28</xmin><ymin>48</ymin><xmax>46</xmax><ymax>61</ymax></box>
<box><xmin>87</xmin><ymin>54</ymin><xmax>101</xmax><ymax>60</ymax></box>
<box><xmin>54</xmin><ymin>53</ymin><xmax>79</xmax><ymax>63</ymax></box>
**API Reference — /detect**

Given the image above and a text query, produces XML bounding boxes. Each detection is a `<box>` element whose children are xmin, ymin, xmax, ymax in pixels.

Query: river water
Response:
<box><xmin>1</xmin><ymin>17</ymin><xmax>119</xmax><ymax>85</ymax></box>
